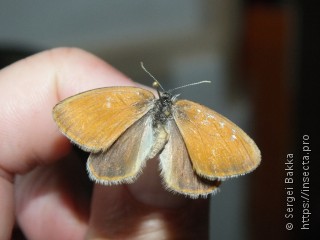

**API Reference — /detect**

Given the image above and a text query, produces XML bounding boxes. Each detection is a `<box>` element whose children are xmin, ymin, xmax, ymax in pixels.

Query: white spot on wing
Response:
<box><xmin>219</xmin><ymin>122</ymin><xmax>225</xmax><ymax>128</ymax></box>
<box><xmin>105</xmin><ymin>97</ymin><xmax>112</xmax><ymax>108</ymax></box>
<box><xmin>201</xmin><ymin>119</ymin><xmax>210</xmax><ymax>125</ymax></box>
<box><xmin>211</xmin><ymin>149</ymin><xmax>216</xmax><ymax>156</ymax></box>
<box><xmin>207</xmin><ymin>114</ymin><xmax>215</xmax><ymax>119</ymax></box>
<box><xmin>231</xmin><ymin>134</ymin><xmax>237</xmax><ymax>141</ymax></box>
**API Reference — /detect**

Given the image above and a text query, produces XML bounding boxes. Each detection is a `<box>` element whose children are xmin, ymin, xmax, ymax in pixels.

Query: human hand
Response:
<box><xmin>0</xmin><ymin>48</ymin><xmax>209</xmax><ymax>239</ymax></box>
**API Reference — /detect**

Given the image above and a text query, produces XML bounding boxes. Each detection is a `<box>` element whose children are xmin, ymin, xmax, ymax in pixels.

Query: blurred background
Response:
<box><xmin>1</xmin><ymin>0</ymin><xmax>317</xmax><ymax>239</ymax></box>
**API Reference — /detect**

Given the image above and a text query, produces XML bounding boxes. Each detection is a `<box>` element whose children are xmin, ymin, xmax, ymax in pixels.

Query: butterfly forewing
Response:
<box><xmin>173</xmin><ymin>100</ymin><xmax>261</xmax><ymax>179</ymax></box>
<box><xmin>160</xmin><ymin>120</ymin><xmax>221</xmax><ymax>197</ymax></box>
<box><xmin>53</xmin><ymin>87</ymin><xmax>155</xmax><ymax>152</ymax></box>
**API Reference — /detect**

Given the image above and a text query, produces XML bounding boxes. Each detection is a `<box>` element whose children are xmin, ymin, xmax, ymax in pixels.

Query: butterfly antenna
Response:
<box><xmin>140</xmin><ymin>62</ymin><xmax>165</xmax><ymax>92</ymax></box>
<box><xmin>169</xmin><ymin>80</ymin><xmax>211</xmax><ymax>92</ymax></box>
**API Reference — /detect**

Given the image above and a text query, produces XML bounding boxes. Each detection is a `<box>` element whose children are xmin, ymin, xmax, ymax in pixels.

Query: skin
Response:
<box><xmin>0</xmin><ymin>48</ymin><xmax>209</xmax><ymax>240</ymax></box>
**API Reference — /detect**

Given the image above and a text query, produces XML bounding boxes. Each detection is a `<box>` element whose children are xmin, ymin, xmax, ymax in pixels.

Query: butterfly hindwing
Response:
<box><xmin>159</xmin><ymin>120</ymin><xmax>221</xmax><ymax>197</ymax></box>
<box><xmin>87</xmin><ymin>114</ymin><xmax>154</xmax><ymax>184</ymax></box>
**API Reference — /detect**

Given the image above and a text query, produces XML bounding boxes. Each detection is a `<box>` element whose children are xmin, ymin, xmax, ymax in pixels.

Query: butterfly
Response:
<box><xmin>52</xmin><ymin>64</ymin><xmax>261</xmax><ymax>198</ymax></box>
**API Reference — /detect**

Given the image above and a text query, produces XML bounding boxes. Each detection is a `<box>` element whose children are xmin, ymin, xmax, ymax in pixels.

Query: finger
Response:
<box><xmin>87</xmin><ymin>186</ymin><xmax>209</xmax><ymax>239</ymax></box>
<box><xmin>0</xmin><ymin>48</ymin><xmax>133</xmax><ymax>238</ymax></box>
<box><xmin>14</xmin><ymin>152</ymin><xmax>91</xmax><ymax>240</ymax></box>
<box><xmin>0</xmin><ymin>47</ymin><xmax>133</xmax><ymax>173</ymax></box>
<box><xmin>87</xmin><ymin>158</ymin><xmax>210</xmax><ymax>239</ymax></box>
<box><xmin>0</xmin><ymin>169</ymin><xmax>14</xmax><ymax>240</ymax></box>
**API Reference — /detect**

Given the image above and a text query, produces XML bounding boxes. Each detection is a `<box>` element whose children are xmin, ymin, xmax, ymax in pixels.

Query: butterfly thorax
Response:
<box><xmin>146</xmin><ymin>91</ymin><xmax>174</xmax><ymax>159</ymax></box>
<box><xmin>152</xmin><ymin>91</ymin><xmax>175</xmax><ymax>126</ymax></box>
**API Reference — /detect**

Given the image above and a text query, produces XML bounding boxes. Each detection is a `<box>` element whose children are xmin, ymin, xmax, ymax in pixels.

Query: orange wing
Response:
<box><xmin>173</xmin><ymin>99</ymin><xmax>261</xmax><ymax>179</ymax></box>
<box><xmin>53</xmin><ymin>87</ymin><xmax>155</xmax><ymax>152</ymax></box>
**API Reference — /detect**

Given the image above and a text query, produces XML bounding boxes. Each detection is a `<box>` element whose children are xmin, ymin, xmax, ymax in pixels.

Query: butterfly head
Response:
<box><xmin>152</xmin><ymin>81</ymin><xmax>176</xmax><ymax>101</ymax></box>
<box><xmin>151</xmin><ymin>81</ymin><xmax>176</xmax><ymax>124</ymax></box>
<box><xmin>142</xmin><ymin>62</ymin><xmax>210</xmax><ymax>124</ymax></box>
